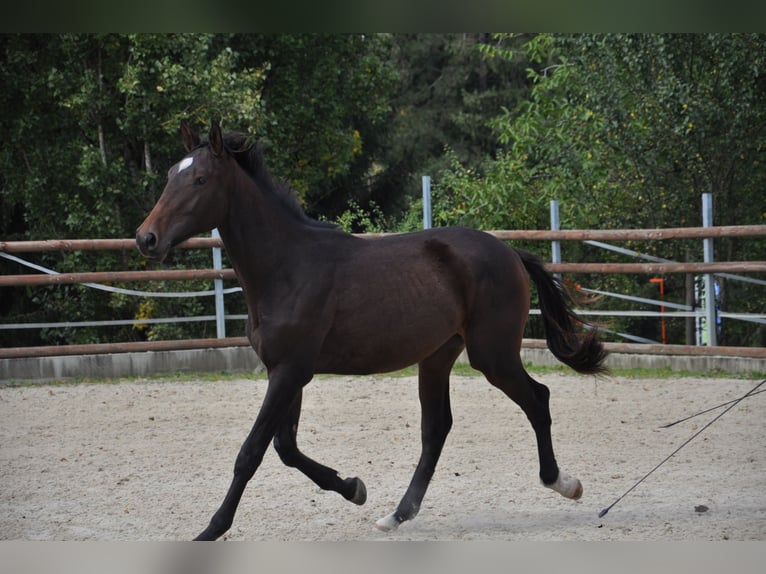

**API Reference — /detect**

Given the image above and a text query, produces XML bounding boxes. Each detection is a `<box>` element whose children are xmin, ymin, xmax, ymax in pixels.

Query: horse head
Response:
<box><xmin>136</xmin><ymin>120</ymin><xmax>234</xmax><ymax>261</ymax></box>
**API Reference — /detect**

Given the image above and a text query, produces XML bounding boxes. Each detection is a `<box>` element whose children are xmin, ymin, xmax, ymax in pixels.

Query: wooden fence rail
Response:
<box><xmin>2</xmin><ymin>224</ymin><xmax>766</xmax><ymax>253</ymax></box>
<box><xmin>0</xmin><ymin>269</ymin><xmax>237</xmax><ymax>287</ymax></box>
<box><xmin>2</xmin><ymin>337</ymin><xmax>764</xmax><ymax>360</ymax></box>
<box><xmin>2</xmin><ymin>261</ymin><xmax>765</xmax><ymax>288</ymax></box>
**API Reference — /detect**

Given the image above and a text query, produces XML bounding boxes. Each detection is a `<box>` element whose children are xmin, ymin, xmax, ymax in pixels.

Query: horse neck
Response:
<box><xmin>216</xmin><ymin>174</ymin><xmax>314</xmax><ymax>294</ymax></box>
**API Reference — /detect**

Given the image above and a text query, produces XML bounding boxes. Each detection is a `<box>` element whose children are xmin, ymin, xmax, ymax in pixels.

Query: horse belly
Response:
<box><xmin>316</xmin><ymin>286</ymin><xmax>462</xmax><ymax>375</ymax></box>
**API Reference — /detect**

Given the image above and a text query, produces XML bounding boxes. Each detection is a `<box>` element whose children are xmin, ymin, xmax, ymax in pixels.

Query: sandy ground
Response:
<box><xmin>0</xmin><ymin>372</ymin><xmax>764</xmax><ymax>541</ymax></box>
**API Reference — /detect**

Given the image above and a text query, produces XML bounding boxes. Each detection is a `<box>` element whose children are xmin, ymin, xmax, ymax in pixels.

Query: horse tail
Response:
<box><xmin>516</xmin><ymin>248</ymin><xmax>609</xmax><ymax>375</ymax></box>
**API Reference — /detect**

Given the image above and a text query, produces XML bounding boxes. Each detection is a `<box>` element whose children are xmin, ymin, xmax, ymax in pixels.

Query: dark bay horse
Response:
<box><xmin>136</xmin><ymin>120</ymin><xmax>608</xmax><ymax>540</ymax></box>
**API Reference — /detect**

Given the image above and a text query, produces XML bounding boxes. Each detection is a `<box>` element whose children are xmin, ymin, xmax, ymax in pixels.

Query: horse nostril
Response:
<box><xmin>137</xmin><ymin>230</ymin><xmax>158</xmax><ymax>253</ymax></box>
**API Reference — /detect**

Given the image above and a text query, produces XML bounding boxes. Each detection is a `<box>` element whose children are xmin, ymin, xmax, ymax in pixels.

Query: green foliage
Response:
<box><xmin>225</xmin><ymin>34</ymin><xmax>399</xmax><ymax>218</ymax></box>
<box><xmin>452</xmin><ymin>33</ymin><xmax>766</xmax><ymax>235</ymax></box>
<box><xmin>334</xmin><ymin>200</ymin><xmax>392</xmax><ymax>234</ymax></box>
<box><xmin>1</xmin><ymin>34</ymin><xmax>763</xmax><ymax>349</ymax></box>
<box><xmin>116</xmin><ymin>34</ymin><xmax>266</xmax><ymax>137</ymax></box>
<box><xmin>371</xmin><ymin>33</ymin><xmax>532</xmax><ymax>225</ymax></box>
<box><xmin>424</xmin><ymin>33</ymin><xmax>766</xmax><ymax>346</ymax></box>
<box><xmin>0</xmin><ymin>33</ymin><xmax>395</xmax><ymax>347</ymax></box>
<box><xmin>430</xmin><ymin>147</ymin><xmax>549</xmax><ymax>231</ymax></box>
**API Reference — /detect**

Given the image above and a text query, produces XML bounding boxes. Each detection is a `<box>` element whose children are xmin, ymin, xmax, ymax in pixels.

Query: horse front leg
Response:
<box><xmin>273</xmin><ymin>388</ymin><xmax>367</xmax><ymax>505</ymax></box>
<box><xmin>194</xmin><ymin>367</ymin><xmax>308</xmax><ymax>541</ymax></box>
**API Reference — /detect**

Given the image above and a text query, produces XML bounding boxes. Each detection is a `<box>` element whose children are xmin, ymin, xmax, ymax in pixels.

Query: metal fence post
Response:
<box><xmin>422</xmin><ymin>176</ymin><xmax>432</xmax><ymax>230</ymax></box>
<box><xmin>212</xmin><ymin>228</ymin><xmax>226</xmax><ymax>339</ymax></box>
<box><xmin>550</xmin><ymin>200</ymin><xmax>562</xmax><ymax>279</ymax></box>
<box><xmin>702</xmin><ymin>193</ymin><xmax>717</xmax><ymax>346</ymax></box>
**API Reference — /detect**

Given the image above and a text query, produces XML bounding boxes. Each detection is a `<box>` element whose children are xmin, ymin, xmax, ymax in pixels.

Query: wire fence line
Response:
<box><xmin>0</xmin><ymin>250</ymin><xmax>243</xmax><ymax>298</ymax></box>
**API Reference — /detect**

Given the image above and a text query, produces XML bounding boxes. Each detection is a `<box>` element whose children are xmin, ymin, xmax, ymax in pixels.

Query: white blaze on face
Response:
<box><xmin>178</xmin><ymin>156</ymin><xmax>194</xmax><ymax>173</ymax></box>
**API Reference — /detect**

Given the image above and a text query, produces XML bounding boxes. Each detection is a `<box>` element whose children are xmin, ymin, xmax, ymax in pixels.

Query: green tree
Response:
<box><xmin>1</xmin><ymin>34</ymin><xmax>268</xmax><ymax>345</ymax></box>
<box><xmin>2</xmin><ymin>34</ymin><xmax>396</xmax><ymax>346</ymax></box>
<box><xmin>429</xmin><ymin>33</ymin><xmax>766</xmax><ymax>346</ymax></box>
<box><xmin>224</xmin><ymin>33</ymin><xmax>399</xmax><ymax>221</ymax></box>
<box><xmin>365</xmin><ymin>33</ymin><xmax>532</xmax><ymax>230</ymax></box>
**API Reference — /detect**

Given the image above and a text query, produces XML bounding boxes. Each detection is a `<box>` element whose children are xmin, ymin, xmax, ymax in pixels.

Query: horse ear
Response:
<box><xmin>209</xmin><ymin>120</ymin><xmax>224</xmax><ymax>157</ymax></box>
<box><xmin>180</xmin><ymin>120</ymin><xmax>200</xmax><ymax>153</ymax></box>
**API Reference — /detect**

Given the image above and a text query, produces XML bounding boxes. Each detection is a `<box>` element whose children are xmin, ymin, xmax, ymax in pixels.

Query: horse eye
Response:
<box><xmin>194</xmin><ymin>176</ymin><xmax>206</xmax><ymax>186</ymax></box>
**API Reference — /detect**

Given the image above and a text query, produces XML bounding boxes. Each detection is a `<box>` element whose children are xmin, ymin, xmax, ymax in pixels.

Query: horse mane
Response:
<box><xmin>209</xmin><ymin>131</ymin><xmax>335</xmax><ymax>229</ymax></box>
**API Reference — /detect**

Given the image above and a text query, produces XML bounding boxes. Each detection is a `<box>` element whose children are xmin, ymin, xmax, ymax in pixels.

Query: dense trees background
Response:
<box><xmin>428</xmin><ymin>34</ymin><xmax>766</xmax><ymax>346</ymax></box>
<box><xmin>1</xmin><ymin>33</ymin><xmax>764</xmax><ymax>348</ymax></box>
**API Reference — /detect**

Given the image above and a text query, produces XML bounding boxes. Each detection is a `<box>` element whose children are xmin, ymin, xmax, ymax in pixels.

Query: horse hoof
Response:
<box><xmin>569</xmin><ymin>480</ymin><xmax>583</xmax><ymax>500</ymax></box>
<box><xmin>349</xmin><ymin>477</ymin><xmax>367</xmax><ymax>505</ymax></box>
<box><xmin>544</xmin><ymin>471</ymin><xmax>583</xmax><ymax>500</ymax></box>
<box><xmin>374</xmin><ymin>512</ymin><xmax>400</xmax><ymax>532</ymax></box>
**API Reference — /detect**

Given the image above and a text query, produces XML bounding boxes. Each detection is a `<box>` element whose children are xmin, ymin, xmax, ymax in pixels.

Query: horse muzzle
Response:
<box><xmin>136</xmin><ymin>228</ymin><xmax>166</xmax><ymax>261</ymax></box>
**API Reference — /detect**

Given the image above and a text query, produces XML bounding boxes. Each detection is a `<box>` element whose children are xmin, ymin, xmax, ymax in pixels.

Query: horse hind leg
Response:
<box><xmin>524</xmin><ymin>374</ymin><xmax>583</xmax><ymax>500</ymax></box>
<box><xmin>520</xmin><ymin>371</ymin><xmax>582</xmax><ymax>499</ymax></box>
<box><xmin>375</xmin><ymin>335</ymin><xmax>464</xmax><ymax>532</ymax></box>
<box><xmin>273</xmin><ymin>388</ymin><xmax>367</xmax><ymax>505</ymax></box>
<box><xmin>469</xmin><ymin>347</ymin><xmax>582</xmax><ymax>501</ymax></box>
